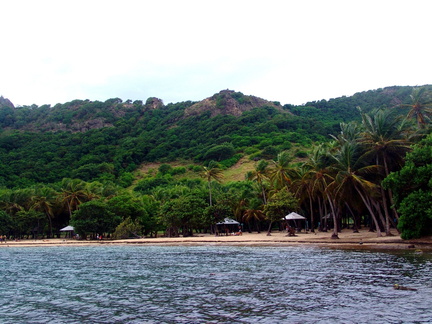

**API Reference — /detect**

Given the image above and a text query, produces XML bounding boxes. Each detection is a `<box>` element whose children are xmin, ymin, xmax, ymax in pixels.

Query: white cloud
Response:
<box><xmin>1</xmin><ymin>0</ymin><xmax>431</xmax><ymax>106</ymax></box>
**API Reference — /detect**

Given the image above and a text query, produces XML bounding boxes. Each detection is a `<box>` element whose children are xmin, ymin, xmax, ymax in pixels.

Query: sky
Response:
<box><xmin>1</xmin><ymin>0</ymin><xmax>431</xmax><ymax>107</ymax></box>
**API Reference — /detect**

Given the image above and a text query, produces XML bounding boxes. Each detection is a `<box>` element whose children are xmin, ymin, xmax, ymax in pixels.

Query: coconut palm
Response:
<box><xmin>245</xmin><ymin>159</ymin><xmax>269</xmax><ymax>204</ymax></box>
<box><xmin>358</xmin><ymin>108</ymin><xmax>412</xmax><ymax>234</ymax></box>
<box><xmin>200</xmin><ymin>162</ymin><xmax>224</xmax><ymax>206</ymax></box>
<box><xmin>292</xmin><ymin>164</ymin><xmax>316</xmax><ymax>232</ymax></box>
<box><xmin>58</xmin><ymin>178</ymin><xmax>92</xmax><ymax>218</ymax></box>
<box><xmin>242</xmin><ymin>207</ymin><xmax>265</xmax><ymax>233</ymax></box>
<box><xmin>31</xmin><ymin>186</ymin><xmax>57</xmax><ymax>237</ymax></box>
<box><xmin>269</xmin><ymin>151</ymin><xmax>297</xmax><ymax>191</ymax></box>
<box><xmin>399</xmin><ymin>87</ymin><xmax>432</xmax><ymax>129</ymax></box>
<box><xmin>329</xmin><ymin>141</ymin><xmax>383</xmax><ymax>237</ymax></box>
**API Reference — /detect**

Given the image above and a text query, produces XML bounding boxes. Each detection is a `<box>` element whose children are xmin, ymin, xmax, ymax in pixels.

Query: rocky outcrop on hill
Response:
<box><xmin>0</xmin><ymin>96</ymin><xmax>15</xmax><ymax>109</ymax></box>
<box><xmin>184</xmin><ymin>90</ymin><xmax>284</xmax><ymax>117</ymax></box>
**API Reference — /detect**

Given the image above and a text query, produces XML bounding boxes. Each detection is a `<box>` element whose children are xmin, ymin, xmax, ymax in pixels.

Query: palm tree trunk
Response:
<box><xmin>266</xmin><ymin>221</ymin><xmax>273</xmax><ymax>236</ymax></box>
<box><xmin>308</xmin><ymin>194</ymin><xmax>315</xmax><ymax>232</ymax></box>
<box><xmin>379</xmin><ymin>187</ymin><xmax>392</xmax><ymax>236</ymax></box>
<box><xmin>383</xmin><ymin>156</ymin><xmax>400</xmax><ymax>221</ymax></box>
<box><xmin>208</xmin><ymin>182</ymin><xmax>212</xmax><ymax>206</ymax></box>
<box><xmin>355</xmin><ymin>187</ymin><xmax>381</xmax><ymax>237</ymax></box>
<box><xmin>326</xmin><ymin>194</ymin><xmax>338</xmax><ymax>239</ymax></box>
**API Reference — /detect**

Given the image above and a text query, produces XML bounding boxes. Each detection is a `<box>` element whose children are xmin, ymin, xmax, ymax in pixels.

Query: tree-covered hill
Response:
<box><xmin>0</xmin><ymin>85</ymin><xmax>430</xmax><ymax>188</ymax></box>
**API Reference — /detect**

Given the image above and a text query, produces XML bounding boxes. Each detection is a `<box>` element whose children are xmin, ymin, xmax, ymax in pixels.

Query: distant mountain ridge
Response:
<box><xmin>0</xmin><ymin>85</ymin><xmax>431</xmax><ymax>133</ymax></box>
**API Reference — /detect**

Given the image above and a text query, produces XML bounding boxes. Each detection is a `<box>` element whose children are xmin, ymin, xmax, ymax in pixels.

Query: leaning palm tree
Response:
<box><xmin>358</xmin><ymin>107</ymin><xmax>412</xmax><ymax>234</ymax></box>
<box><xmin>200</xmin><ymin>162</ymin><xmax>224</xmax><ymax>206</ymax></box>
<box><xmin>329</xmin><ymin>141</ymin><xmax>383</xmax><ymax>237</ymax></box>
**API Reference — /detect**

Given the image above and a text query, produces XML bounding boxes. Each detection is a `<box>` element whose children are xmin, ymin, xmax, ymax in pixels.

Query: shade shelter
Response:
<box><xmin>60</xmin><ymin>225</ymin><xmax>75</xmax><ymax>238</ymax></box>
<box><xmin>285</xmin><ymin>212</ymin><xmax>306</xmax><ymax>220</ymax></box>
<box><xmin>216</xmin><ymin>218</ymin><xmax>241</xmax><ymax>236</ymax></box>
<box><xmin>284</xmin><ymin>212</ymin><xmax>307</xmax><ymax>234</ymax></box>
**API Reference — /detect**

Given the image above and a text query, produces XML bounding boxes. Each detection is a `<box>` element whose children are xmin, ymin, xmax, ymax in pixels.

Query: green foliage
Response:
<box><xmin>71</xmin><ymin>200</ymin><xmax>121</xmax><ymax>237</ymax></box>
<box><xmin>158</xmin><ymin>164</ymin><xmax>172</xmax><ymax>175</ymax></box>
<box><xmin>263</xmin><ymin>190</ymin><xmax>299</xmax><ymax>223</ymax></box>
<box><xmin>112</xmin><ymin>217</ymin><xmax>143</xmax><ymax>239</ymax></box>
<box><xmin>203</xmin><ymin>143</ymin><xmax>236</xmax><ymax>161</ymax></box>
<box><xmin>133</xmin><ymin>176</ymin><xmax>171</xmax><ymax>195</ymax></box>
<box><xmin>383</xmin><ymin>133</ymin><xmax>432</xmax><ymax>238</ymax></box>
<box><xmin>219</xmin><ymin>153</ymin><xmax>243</xmax><ymax>169</ymax></box>
<box><xmin>0</xmin><ymin>210</ymin><xmax>14</xmax><ymax>235</ymax></box>
<box><xmin>396</xmin><ymin>190</ymin><xmax>432</xmax><ymax>239</ymax></box>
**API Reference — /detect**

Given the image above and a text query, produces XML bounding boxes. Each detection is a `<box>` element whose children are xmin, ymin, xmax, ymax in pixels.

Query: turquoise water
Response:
<box><xmin>0</xmin><ymin>245</ymin><xmax>431</xmax><ymax>323</ymax></box>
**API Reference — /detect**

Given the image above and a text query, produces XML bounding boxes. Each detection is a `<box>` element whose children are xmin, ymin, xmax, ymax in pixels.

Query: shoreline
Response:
<box><xmin>1</xmin><ymin>229</ymin><xmax>432</xmax><ymax>250</ymax></box>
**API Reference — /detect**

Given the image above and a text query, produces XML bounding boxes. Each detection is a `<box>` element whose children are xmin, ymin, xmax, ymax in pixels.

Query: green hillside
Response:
<box><xmin>1</xmin><ymin>85</ymin><xmax>432</xmax><ymax>241</ymax></box>
<box><xmin>1</xmin><ymin>85</ymin><xmax>428</xmax><ymax>188</ymax></box>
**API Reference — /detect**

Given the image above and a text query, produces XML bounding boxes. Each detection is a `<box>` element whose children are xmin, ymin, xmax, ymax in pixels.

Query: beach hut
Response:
<box><xmin>60</xmin><ymin>225</ymin><xmax>75</xmax><ymax>238</ymax></box>
<box><xmin>285</xmin><ymin>212</ymin><xmax>306</xmax><ymax>220</ymax></box>
<box><xmin>216</xmin><ymin>218</ymin><xmax>241</xmax><ymax>236</ymax></box>
<box><xmin>284</xmin><ymin>212</ymin><xmax>307</xmax><ymax>233</ymax></box>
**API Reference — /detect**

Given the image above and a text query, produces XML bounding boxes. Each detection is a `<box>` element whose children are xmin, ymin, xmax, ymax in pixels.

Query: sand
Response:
<box><xmin>1</xmin><ymin>229</ymin><xmax>431</xmax><ymax>250</ymax></box>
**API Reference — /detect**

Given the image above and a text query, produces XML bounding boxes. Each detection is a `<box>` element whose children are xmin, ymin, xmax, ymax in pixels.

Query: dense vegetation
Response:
<box><xmin>0</xmin><ymin>85</ymin><xmax>431</xmax><ymax>240</ymax></box>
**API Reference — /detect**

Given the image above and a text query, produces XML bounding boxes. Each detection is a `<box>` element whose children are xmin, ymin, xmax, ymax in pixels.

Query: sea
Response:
<box><xmin>0</xmin><ymin>245</ymin><xmax>431</xmax><ymax>324</ymax></box>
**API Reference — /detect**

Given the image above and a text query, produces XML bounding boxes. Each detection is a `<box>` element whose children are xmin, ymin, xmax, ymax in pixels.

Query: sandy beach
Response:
<box><xmin>1</xmin><ymin>229</ymin><xmax>431</xmax><ymax>250</ymax></box>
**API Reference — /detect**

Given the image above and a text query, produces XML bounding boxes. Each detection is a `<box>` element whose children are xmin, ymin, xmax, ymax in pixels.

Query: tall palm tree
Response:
<box><xmin>200</xmin><ymin>162</ymin><xmax>224</xmax><ymax>206</ymax></box>
<box><xmin>329</xmin><ymin>141</ymin><xmax>383</xmax><ymax>237</ymax></box>
<box><xmin>304</xmin><ymin>144</ymin><xmax>335</xmax><ymax>233</ymax></box>
<box><xmin>399</xmin><ymin>87</ymin><xmax>432</xmax><ymax>129</ymax></box>
<box><xmin>269</xmin><ymin>151</ymin><xmax>297</xmax><ymax>191</ymax></box>
<box><xmin>245</xmin><ymin>159</ymin><xmax>269</xmax><ymax>204</ymax></box>
<box><xmin>292</xmin><ymin>164</ymin><xmax>316</xmax><ymax>232</ymax></box>
<box><xmin>359</xmin><ymin>108</ymin><xmax>412</xmax><ymax>234</ymax></box>
<box><xmin>58</xmin><ymin>178</ymin><xmax>92</xmax><ymax>218</ymax></box>
<box><xmin>31</xmin><ymin>186</ymin><xmax>57</xmax><ymax>238</ymax></box>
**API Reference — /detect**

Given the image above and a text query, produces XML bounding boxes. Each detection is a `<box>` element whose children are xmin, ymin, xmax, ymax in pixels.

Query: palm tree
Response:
<box><xmin>243</xmin><ymin>207</ymin><xmax>265</xmax><ymax>233</ymax></box>
<box><xmin>292</xmin><ymin>164</ymin><xmax>316</xmax><ymax>232</ymax></box>
<box><xmin>31</xmin><ymin>186</ymin><xmax>57</xmax><ymax>238</ymax></box>
<box><xmin>245</xmin><ymin>159</ymin><xmax>269</xmax><ymax>204</ymax></box>
<box><xmin>58</xmin><ymin>178</ymin><xmax>92</xmax><ymax>218</ymax></box>
<box><xmin>358</xmin><ymin>108</ymin><xmax>412</xmax><ymax>234</ymax></box>
<box><xmin>269</xmin><ymin>151</ymin><xmax>297</xmax><ymax>191</ymax></box>
<box><xmin>398</xmin><ymin>87</ymin><xmax>432</xmax><ymax>129</ymax></box>
<box><xmin>200</xmin><ymin>162</ymin><xmax>224</xmax><ymax>206</ymax></box>
<box><xmin>303</xmin><ymin>144</ymin><xmax>335</xmax><ymax>233</ymax></box>
<box><xmin>329</xmin><ymin>141</ymin><xmax>383</xmax><ymax>237</ymax></box>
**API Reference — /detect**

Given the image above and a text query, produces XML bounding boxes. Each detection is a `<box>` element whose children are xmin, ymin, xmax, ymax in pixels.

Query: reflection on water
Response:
<box><xmin>0</xmin><ymin>246</ymin><xmax>431</xmax><ymax>323</ymax></box>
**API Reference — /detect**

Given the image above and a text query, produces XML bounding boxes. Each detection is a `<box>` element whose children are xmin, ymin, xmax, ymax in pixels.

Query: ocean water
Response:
<box><xmin>0</xmin><ymin>245</ymin><xmax>431</xmax><ymax>324</ymax></box>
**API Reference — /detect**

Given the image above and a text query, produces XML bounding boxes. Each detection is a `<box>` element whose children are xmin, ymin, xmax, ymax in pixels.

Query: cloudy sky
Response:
<box><xmin>1</xmin><ymin>0</ymin><xmax>431</xmax><ymax>107</ymax></box>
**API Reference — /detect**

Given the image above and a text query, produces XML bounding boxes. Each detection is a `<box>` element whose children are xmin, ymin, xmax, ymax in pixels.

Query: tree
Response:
<box><xmin>0</xmin><ymin>210</ymin><xmax>13</xmax><ymax>237</ymax></box>
<box><xmin>71</xmin><ymin>200</ymin><xmax>121</xmax><ymax>239</ymax></box>
<box><xmin>31</xmin><ymin>186</ymin><xmax>56</xmax><ymax>237</ymax></box>
<box><xmin>329</xmin><ymin>141</ymin><xmax>382</xmax><ymax>238</ymax></box>
<box><xmin>263</xmin><ymin>190</ymin><xmax>298</xmax><ymax>236</ymax></box>
<box><xmin>112</xmin><ymin>217</ymin><xmax>143</xmax><ymax>239</ymax></box>
<box><xmin>398</xmin><ymin>87</ymin><xmax>432</xmax><ymax>129</ymax></box>
<box><xmin>269</xmin><ymin>151</ymin><xmax>297</xmax><ymax>191</ymax></box>
<box><xmin>383</xmin><ymin>133</ymin><xmax>432</xmax><ymax>238</ymax></box>
<box><xmin>201</xmin><ymin>162</ymin><xmax>224</xmax><ymax>206</ymax></box>
<box><xmin>245</xmin><ymin>159</ymin><xmax>269</xmax><ymax>204</ymax></box>
<box><xmin>358</xmin><ymin>108</ymin><xmax>412</xmax><ymax>234</ymax></box>
<box><xmin>58</xmin><ymin>179</ymin><xmax>93</xmax><ymax>219</ymax></box>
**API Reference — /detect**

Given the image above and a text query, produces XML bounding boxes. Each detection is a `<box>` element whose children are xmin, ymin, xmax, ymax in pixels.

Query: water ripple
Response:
<box><xmin>0</xmin><ymin>246</ymin><xmax>431</xmax><ymax>323</ymax></box>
